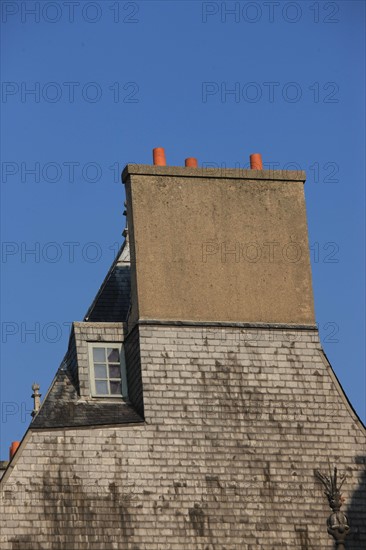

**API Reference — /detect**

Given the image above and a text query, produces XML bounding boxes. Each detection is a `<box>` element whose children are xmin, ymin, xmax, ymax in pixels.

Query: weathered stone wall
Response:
<box><xmin>123</xmin><ymin>165</ymin><xmax>315</xmax><ymax>327</ymax></box>
<box><xmin>1</xmin><ymin>326</ymin><xmax>365</xmax><ymax>549</ymax></box>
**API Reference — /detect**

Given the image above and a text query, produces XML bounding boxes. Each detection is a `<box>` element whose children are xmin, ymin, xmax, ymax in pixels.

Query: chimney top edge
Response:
<box><xmin>121</xmin><ymin>164</ymin><xmax>306</xmax><ymax>184</ymax></box>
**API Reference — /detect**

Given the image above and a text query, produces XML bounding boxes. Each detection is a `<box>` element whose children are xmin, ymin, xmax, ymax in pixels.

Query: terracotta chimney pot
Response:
<box><xmin>185</xmin><ymin>157</ymin><xmax>198</xmax><ymax>168</ymax></box>
<box><xmin>9</xmin><ymin>441</ymin><xmax>20</xmax><ymax>460</ymax></box>
<box><xmin>153</xmin><ymin>147</ymin><xmax>166</xmax><ymax>166</ymax></box>
<box><xmin>250</xmin><ymin>153</ymin><xmax>263</xmax><ymax>170</ymax></box>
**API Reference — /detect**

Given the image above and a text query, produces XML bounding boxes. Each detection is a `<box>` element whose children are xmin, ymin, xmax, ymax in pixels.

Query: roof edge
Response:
<box><xmin>84</xmin><ymin>240</ymin><xmax>127</xmax><ymax>322</ymax></box>
<box><xmin>319</xmin><ymin>348</ymin><xmax>366</xmax><ymax>434</ymax></box>
<box><xmin>136</xmin><ymin>319</ymin><xmax>318</xmax><ymax>330</ymax></box>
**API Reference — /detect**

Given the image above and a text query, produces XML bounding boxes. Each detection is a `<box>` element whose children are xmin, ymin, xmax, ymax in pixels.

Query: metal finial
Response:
<box><xmin>31</xmin><ymin>383</ymin><xmax>41</xmax><ymax>417</ymax></box>
<box><xmin>316</xmin><ymin>466</ymin><xmax>350</xmax><ymax>549</ymax></box>
<box><xmin>122</xmin><ymin>201</ymin><xmax>128</xmax><ymax>237</ymax></box>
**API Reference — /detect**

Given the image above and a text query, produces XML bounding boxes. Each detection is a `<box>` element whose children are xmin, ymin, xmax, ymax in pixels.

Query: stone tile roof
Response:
<box><xmin>84</xmin><ymin>240</ymin><xmax>131</xmax><ymax>323</ymax></box>
<box><xmin>30</xmin><ymin>237</ymin><xmax>142</xmax><ymax>430</ymax></box>
<box><xmin>3</xmin><ymin>325</ymin><xmax>365</xmax><ymax>549</ymax></box>
<box><xmin>31</xmin><ymin>369</ymin><xmax>143</xmax><ymax>429</ymax></box>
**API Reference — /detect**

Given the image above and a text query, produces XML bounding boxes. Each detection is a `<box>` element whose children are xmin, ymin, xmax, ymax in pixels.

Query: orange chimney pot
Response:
<box><xmin>9</xmin><ymin>441</ymin><xmax>20</xmax><ymax>460</ymax></box>
<box><xmin>250</xmin><ymin>153</ymin><xmax>263</xmax><ymax>170</ymax></box>
<box><xmin>153</xmin><ymin>147</ymin><xmax>166</xmax><ymax>166</ymax></box>
<box><xmin>185</xmin><ymin>157</ymin><xmax>198</xmax><ymax>168</ymax></box>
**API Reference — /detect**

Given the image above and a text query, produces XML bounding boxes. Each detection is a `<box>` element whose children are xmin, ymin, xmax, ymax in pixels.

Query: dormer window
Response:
<box><xmin>88</xmin><ymin>343</ymin><xmax>128</xmax><ymax>398</ymax></box>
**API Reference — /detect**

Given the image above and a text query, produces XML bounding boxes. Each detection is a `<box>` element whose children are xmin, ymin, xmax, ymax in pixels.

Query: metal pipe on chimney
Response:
<box><xmin>250</xmin><ymin>153</ymin><xmax>263</xmax><ymax>170</ymax></box>
<box><xmin>153</xmin><ymin>147</ymin><xmax>166</xmax><ymax>166</ymax></box>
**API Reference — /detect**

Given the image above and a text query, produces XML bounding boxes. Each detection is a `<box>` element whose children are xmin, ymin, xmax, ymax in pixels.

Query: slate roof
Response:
<box><xmin>31</xmin><ymin>236</ymin><xmax>143</xmax><ymax>429</ymax></box>
<box><xmin>84</xmin><ymin>239</ymin><xmax>131</xmax><ymax>323</ymax></box>
<box><xmin>31</xmin><ymin>369</ymin><xmax>143</xmax><ymax>429</ymax></box>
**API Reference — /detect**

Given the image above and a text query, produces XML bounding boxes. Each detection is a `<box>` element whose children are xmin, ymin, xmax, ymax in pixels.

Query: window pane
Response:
<box><xmin>110</xmin><ymin>381</ymin><xmax>122</xmax><ymax>395</ymax></box>
<box><xmin>93</xmin><ymin>348</ymin><xmax>105</xmax><ymax>362</ymax></box>
<box><xmin>107</xmin><ymin>348</ymin><xmax>120</xmax><ymax>362</ymax></box>
<box><xmin>109</xmin><ymin>365</ymin><xmax>121</xmax><ymax>379</ymax></box>
<box><xmin>94</xmin><ymin>364</ymin><xmax>107</xmax><ymax>378</ymax></box>
<box><xmin>95</xmin><ymin>380</ymin><xmax>109</xmax><ymax>395</ymax></box>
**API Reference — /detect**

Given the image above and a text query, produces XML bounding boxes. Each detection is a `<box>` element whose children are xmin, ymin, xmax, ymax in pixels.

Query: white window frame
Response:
<box><xmin>88</xmin><ymin>342</ymin><xmax>128</xmax><ymax>399</ymax></box>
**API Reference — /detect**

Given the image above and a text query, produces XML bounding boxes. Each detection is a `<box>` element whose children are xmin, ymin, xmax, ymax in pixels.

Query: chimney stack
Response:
<box><xmin>122</xmin><ymin>149</ymin><xmax>314</xmax><ymax>327</ymax></box>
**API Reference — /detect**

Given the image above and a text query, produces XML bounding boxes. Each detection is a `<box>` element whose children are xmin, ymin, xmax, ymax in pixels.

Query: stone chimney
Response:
<box><xmin>122</xmin><ymin>151</ymin><xmax>315</xmax><ymax>329</ymax></box>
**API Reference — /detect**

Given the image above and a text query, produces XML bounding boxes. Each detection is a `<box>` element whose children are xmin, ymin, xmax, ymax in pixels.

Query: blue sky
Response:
<box><xmin>0</xmin><ymin>0</ymin><xmax>365</xmax><ymax>457</ymax></box>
